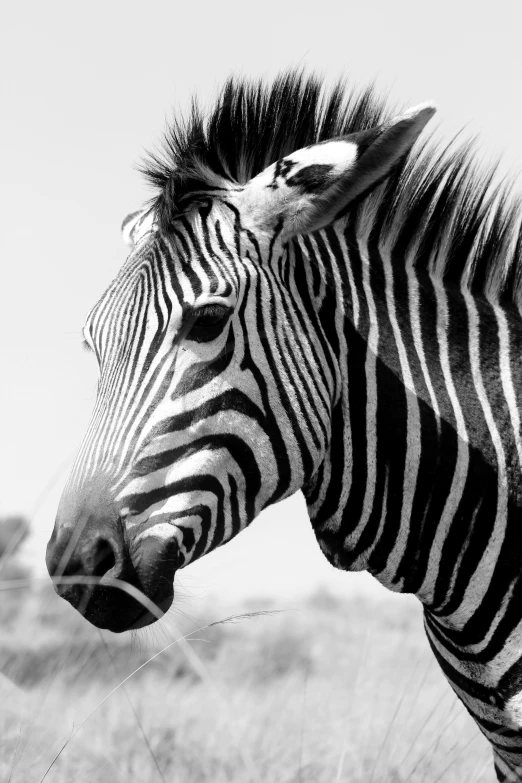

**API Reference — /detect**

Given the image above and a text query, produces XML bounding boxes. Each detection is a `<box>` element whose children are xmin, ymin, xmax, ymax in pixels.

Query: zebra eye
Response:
<box><xmin>185</xmin><ymin>304</ymin><xmax>232</xmax><ymax>343</ymax></box>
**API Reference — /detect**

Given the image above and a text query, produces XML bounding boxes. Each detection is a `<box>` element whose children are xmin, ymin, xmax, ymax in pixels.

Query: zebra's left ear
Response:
<box><xmin>240</xmin><ymin>103</ymin><xmax>436</xmax><ymax>239</ymax></box>
<box><xmin>121</xmin><ymin>208</ymin><xmax>157</xmax><ymax>248</ymax></box>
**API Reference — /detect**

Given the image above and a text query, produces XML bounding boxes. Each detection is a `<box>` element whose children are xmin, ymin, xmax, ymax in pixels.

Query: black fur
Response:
<box><xmin>141</xmin><ymin>71</ymin><xmax>522</xmax><ymax>307</ymax></box>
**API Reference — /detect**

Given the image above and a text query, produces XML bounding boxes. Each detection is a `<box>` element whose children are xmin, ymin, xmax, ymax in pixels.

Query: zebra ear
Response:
<box><xmin>240</xmin><ymin>103</ymin><xmax>436</xmax><ymax>239</ymax></box>
<box><xmin>121</xmin><ymin>208</ymin><xmax>157</xmax><ymax>248</ymax></box>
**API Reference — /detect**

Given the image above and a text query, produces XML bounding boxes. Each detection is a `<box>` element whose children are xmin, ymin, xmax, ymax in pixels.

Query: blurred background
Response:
<box><xmin>0</xmin><ymin>0</ymin><xmax>520</xmax><ymax>780</ymax></box>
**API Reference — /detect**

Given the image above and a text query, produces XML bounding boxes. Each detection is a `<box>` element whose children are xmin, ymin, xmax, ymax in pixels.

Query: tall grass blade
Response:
<box><xmin>403</xmin><ymin>702</ymin><xmax>462</xmax><ymax>782</ymax></box>
<box><xmin>297</xmin><ymin>665</ymin><xmax>309</xmax><ymax>783</ymax></box>
<box><xmin>5</xmin><ymin>719</ymin><xmax>23</xmax><ymax>783</ymax></box>
<box><xmin>430</xmin><ymin>731</ymin><xmax>481</xmax><ymax>783</ymax></box>
<box><xmin>368</xmin><ymin>656</ymin><xmax>421</xmax><ymax>783</ymax></box>
<box><xmin>100</xmin><ymin>633</ymin><xmax>166</xmax><ymax>783</ymax></box>
<box><xmin>35</xmin><ymin>609</ymin><xmax>275</xmax><ymax>783</ymax></box>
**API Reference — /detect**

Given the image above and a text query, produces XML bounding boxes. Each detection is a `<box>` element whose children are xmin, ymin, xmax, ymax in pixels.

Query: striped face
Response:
<box><xmin>83</xmin><ymin>203</ymin><xmax>330</xmax><ymax>564</ymax></box>
<box><xmin>46</xmin><ymin>104</ymin><xmax>434</xmax><ymax>631</ymax></box>
<box><xmin>46</xmin><ymin>197</ymin><xmax>335</xmax><ymax>630</ymax></box>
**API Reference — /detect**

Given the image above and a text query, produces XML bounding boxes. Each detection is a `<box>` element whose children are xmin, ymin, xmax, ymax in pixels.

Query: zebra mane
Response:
<box><xmin>142</xmin><ymin>71</ymin><xmax>522</xmax><ymax>307</ymax></box>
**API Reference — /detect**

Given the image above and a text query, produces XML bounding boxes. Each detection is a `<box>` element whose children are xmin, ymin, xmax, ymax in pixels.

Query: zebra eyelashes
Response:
<box><xmin>183</xmin><ymin>303</ymin><xmax>233</xmax><ymax>343</ymax></box>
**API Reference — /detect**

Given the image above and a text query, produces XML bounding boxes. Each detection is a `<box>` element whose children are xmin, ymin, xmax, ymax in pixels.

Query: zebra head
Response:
<box><xmin>46</xmin><ymin>99</ymin><xmax>434</xmax><ymax>632</ymax></box>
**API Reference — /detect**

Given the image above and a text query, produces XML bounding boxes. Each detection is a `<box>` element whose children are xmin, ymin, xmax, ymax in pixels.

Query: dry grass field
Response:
<box><xmin>0</xmin><ymin>549</ymin><xmax>496</xmax><ymax>783</ymax></box>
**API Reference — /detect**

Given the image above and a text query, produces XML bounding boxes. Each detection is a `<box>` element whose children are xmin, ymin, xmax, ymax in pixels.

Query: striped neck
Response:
<box><xmin>302</xmin><ymin>216</ymin><xmax>522</xmax><ymax>637</ymax></box>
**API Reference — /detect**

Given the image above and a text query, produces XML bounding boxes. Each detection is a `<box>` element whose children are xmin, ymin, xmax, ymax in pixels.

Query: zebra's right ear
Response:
<box><xmin>121</xmin><ymin>208</ymin><xmax>157</xmax><ymax>248</ymax></box>
<box><xmin>238</xmin><ymin>104</ymin><xmax>436</xmax><ymax>240</ymax></box>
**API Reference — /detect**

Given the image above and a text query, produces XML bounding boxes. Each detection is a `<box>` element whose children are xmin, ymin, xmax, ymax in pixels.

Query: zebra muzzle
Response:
<box><xmin>46</xmin><ymin>501</ymin><xmax>178</xmax><ymax>632</ymax></box>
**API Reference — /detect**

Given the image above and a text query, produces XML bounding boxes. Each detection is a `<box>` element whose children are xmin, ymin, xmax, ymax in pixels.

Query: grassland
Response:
<box><xmin>0</xmin><ymin>561</ymin><xmax>494</xmax><ymax>783</ymax></box>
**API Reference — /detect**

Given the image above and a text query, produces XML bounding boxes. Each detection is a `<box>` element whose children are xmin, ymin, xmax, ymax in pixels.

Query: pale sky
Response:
<box><xmin>1</xmin><ymin>0</ymin><xmax>521</xmax><ymax>595</ymax></box>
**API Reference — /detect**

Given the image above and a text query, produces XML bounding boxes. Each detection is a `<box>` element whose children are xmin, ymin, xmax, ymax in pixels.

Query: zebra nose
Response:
<box><xmin>46</xmin><ymin>514</ymin><xmax>143</xmax><ymax>632</ymax></box>
<box><xmin>46</xmin><ymin>527</ymin><xmax>124</xmax><ymax>583</ymax></box>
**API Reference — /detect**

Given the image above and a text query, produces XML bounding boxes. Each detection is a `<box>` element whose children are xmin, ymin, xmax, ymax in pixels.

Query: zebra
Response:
<box><xmin>45</xmin><ymin>72</ymin><xmax>522</xmax><ymax>781</ymax></box>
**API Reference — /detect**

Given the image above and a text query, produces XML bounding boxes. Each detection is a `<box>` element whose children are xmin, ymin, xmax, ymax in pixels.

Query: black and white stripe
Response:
<box><xmin>54</xmin><ymin>72</ymin><xmax>522</xmax><ymax>780</ymax></box>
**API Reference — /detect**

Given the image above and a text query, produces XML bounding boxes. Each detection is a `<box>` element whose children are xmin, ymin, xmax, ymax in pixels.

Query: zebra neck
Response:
<box><xmin>302</xmin><ymin>220</ymin><xmax>522</xmax><ymax>636</ymax></box>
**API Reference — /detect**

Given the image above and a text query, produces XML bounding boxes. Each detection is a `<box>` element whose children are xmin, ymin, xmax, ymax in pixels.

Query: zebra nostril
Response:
<box><xmin>47</xmin><ymin>488</ymin><xmax>148</xmax><ymax>630</ymax></box>
<box><xmin>46</xmin><ymin>527</ymin><xmax>125</xmax><ymax>589</ymax></box>
<box><xmin>92</xmin><ymin>538</ymin><xmax>117</xmax><ymax>578</ymax></box>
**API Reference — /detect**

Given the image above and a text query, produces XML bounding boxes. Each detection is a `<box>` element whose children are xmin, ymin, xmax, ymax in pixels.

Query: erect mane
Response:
<box><xmin>142</xmin><ymin>71</ymin><xmax>522</xmax><ymax>307</ymax></box>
